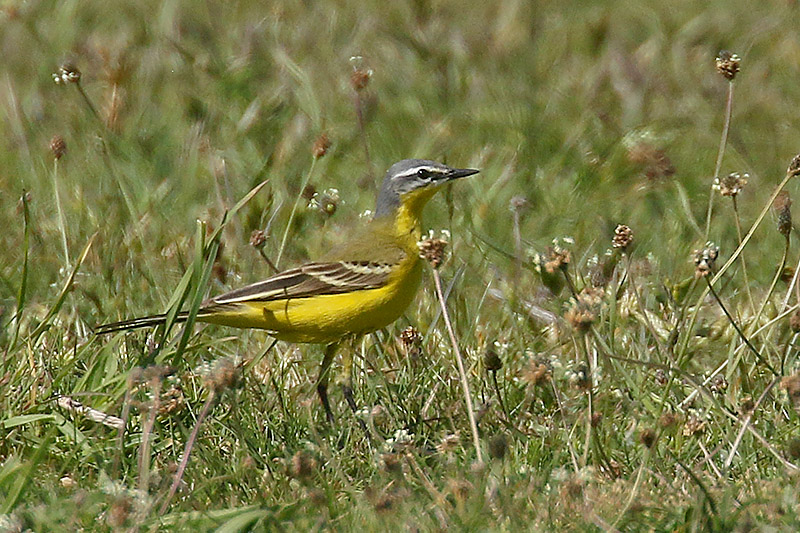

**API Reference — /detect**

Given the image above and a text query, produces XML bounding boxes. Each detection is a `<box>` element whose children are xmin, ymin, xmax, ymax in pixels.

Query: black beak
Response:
<box><xmin>446</xmin><ymin>167</ymin><xmax>480</xmax><ymax>181</ymax></box>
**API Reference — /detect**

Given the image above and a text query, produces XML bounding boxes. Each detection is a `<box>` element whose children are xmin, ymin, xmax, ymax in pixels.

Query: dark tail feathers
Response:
<box><xmin>94</xmin><ymin>312</ymin><xmax>190</xmax><ymax>335</ymax></box>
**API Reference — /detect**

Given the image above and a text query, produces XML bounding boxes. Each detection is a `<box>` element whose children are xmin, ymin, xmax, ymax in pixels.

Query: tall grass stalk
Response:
<box><xmin>678</xmin><ymin>166</ymin><xmax>797</xmax><ymax>367</ymax></box>
<box><xmin>51</xmin><ymin>158</ymin><xmax>70</xmax><ymax>271</ymax></box>
<box><xmin>704</xmin><ymin>80</ymin><xmax>735</xmax><ymax>241</ymax></box>
<box><xmin>275</xmin><ymin>158</ymin><xmax>318</xmax><ymax>267</ymax></box>
<box><xmin>161</xmin><ymin>390</ymin><xmax>216</xmax><ymax>513</ymax></box>
<box><xmin>431</xmin><ymin>267</ymin><xmax>482</xmax><ymax>463</ymax></box>
<box><xmin>731</xmin><ymin>195</ymin><xmax>755</xmax><ymax>310</ymax></box>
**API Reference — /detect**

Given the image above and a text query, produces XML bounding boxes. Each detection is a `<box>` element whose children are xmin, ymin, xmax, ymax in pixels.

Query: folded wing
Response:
<box><xmin>207</xmin><ymin>260</ymin><xmax>396</xmax><ymax>305</ymax></box>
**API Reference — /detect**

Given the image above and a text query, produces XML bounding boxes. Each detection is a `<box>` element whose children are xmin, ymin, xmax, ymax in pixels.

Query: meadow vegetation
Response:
<box><xmin>4</xmin><ymin>0</ymin><xmax>800</xmax><ymax>530</ymax></box>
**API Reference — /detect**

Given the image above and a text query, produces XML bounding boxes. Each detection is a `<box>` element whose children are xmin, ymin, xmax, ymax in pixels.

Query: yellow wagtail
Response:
<box><xmin>96</xmin><ymin>159</ymin><xmax>479</xmax><ymax>421</ymax></box>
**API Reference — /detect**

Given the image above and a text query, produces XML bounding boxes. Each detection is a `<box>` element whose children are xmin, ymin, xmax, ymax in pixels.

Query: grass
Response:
<box><xmin>3</xmin><ymin>0</ymin><xmax>800</xmax><ymax>530</ymax></box>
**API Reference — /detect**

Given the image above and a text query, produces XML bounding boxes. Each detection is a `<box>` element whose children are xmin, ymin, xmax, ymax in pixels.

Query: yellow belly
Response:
<box><xmin>199</xmin><ymin>259</ymin><xmax>423</xmax><ymax>343</ymax></box>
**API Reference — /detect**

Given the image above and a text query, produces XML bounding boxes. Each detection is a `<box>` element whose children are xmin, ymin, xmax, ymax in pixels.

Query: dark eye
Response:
<box><xmin>416</xmin><ymin>169</ymin><xmax>429</xmax><ymax>179</ymax></box>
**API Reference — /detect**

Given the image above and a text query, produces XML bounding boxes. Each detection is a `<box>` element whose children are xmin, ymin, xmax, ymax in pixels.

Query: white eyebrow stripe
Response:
<box><xmin>395</xmin><ymin>166</ymin><xmax>444</xmax><ymax>179</ymax></box>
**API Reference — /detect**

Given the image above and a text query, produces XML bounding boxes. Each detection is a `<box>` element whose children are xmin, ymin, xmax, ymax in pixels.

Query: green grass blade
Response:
<box><xmin>8</xmin><ymin>192</ymin><xmax>30</xmax><ymax>354</ymax></box>
<box><xmin>26</xmin><ymin>234</ymin><xmax>96</xmax><ymax>348</ymax></box>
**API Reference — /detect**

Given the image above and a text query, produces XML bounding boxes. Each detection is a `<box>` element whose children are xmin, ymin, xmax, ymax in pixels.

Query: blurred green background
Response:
<box><xmin>4</xmin><ymin>0</ymin><xmax>800</xmax><ymax>307</ymax></box>
<box><xmin>3</xmin><ymin>0</ymin><xmax>800</xmax><ymax>529</ymax></box>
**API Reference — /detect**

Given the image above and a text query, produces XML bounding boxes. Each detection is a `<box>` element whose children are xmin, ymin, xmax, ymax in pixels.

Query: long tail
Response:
<box><xmin>94</xmin><ymin>312</ymin><xmax>190</xmax><ymax>335</ymax></box>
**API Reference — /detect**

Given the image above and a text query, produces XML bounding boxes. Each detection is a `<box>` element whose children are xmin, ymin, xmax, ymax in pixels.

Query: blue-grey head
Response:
<box><xmin>373</xmin><ymin>159</ymin><xmax>479</xmax><ymax>218</ymax></box>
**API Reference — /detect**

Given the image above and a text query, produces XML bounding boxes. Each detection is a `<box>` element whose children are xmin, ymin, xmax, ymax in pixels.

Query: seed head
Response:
<box><xmin>199</xmin><ymin>356</ymin><xmax>242</xmax><ymax>393</ymax></box>
<box><xmin>509</xmin><ymin>195</ymin><xmax>529</xmax><ymax>213</ymax></box>
<box><xmin>625</xmin><ymin>140</ymin><xmax>675</xmax><ymax>182</ymax></box>
<box><xmin>418</xmin><ymin>231</ymin><xmax>448</xmax><ymax>268</ymax></box>
<box><xmin>312</xmin><ymin>133</ymin><xmax>331</xmax><ymax>159</ymax></box>
<box><xmin>774</xmin><ymin>191</ymin><xmax>792</xmax><ymax>238</ymax></box>
<box><xmin>290</xmin><ymin>450</ymin><xmax>317</xmax><ymax>480</ymax></box>
<box><xmin>107</xmin><ymin>495</ymin><xmax>133</xmax><ymax>528</ymax></box>
<box><xmin>788</xmin><ymin>154</ymin><xmax>800</xmax><ymax>178</ymax></box>
<box><xmin>158</xmin><ymin>384</ymin><xmax>186</xmax><ymax>416</ymax></box>
<box><xmin>521</xmin><ymin>357</ymin><xmax>551</xmax><ymax>387</ymax></box>
<box><xmin>790</xmin><ymin>310</ymin><xmax>800</xmax><ymax>333</ymax></box>
<box><xmin>659</xmin><ymin>412</ymin><xmax>679</xmax><ymax>428</ymax></box>
<box><xmin>142</xmin><ymin>364</ymin><xmax>174</xmax><ymax>383</ymax></box>
<box><xmin>249</xmin><ymin>229</ymin><xmax>267</xmax><ymax>249</ymax></box>
<box><xmin>49</xmin><ymin>135</ymin><xmax>67</xmax><ymax>160</ymax></box>
<box><xmin>612</xmin><ymin>224</ymin><xmax>633</xmax><ymax>250</ymax></box>
<box><xmin>321</xmin><ymin>191</ymin><xmax>339</xmax><ymax>215</ymax></box>
<box><xmin>488</xmin><ymin>434</ymin><xmax>508</xmax><ymax>460</ymax></box>
<box><xmin>693</xmin><ymin>242</ymin><xmax>719</xmax><ymax>278</ymax></box>
<box><xmin>565</xmin><ymin>287</ymin><xmax>604</xmax><ymax>332</ymax></box>
<box><xmin>351</xmin><ymin>68</ymin><xmax>372</xmax><ymax>91</ymax></box>
<box><xmin>399</xmin><ymin>326</ymin><xmax>423</xmax><ymax>359</ymax></box>
<box><xmin>682</xmin><ymin>414</ymin><xmax>706</xmax><ymax>436</ymax></box>
<box><xmin>52</xmin><ymin>63</ymin><xmax>81</xmax><ymax>84</ymax></box>
<box><xmin>349</xmin><ymin>56</ymin><xmax>373</xmax><ymax>91</ymax></box>
<box><xmin>542</xmin><ymin>245</ymin><xmax>571</xmax><ymax>274</ymax></box>
<box><xmin>308</xmin><ymin>188</ymin><xmax>340</xmax><ymax>216</ymax></box>
<box><xmin>710</xmin><ymin>375</ymin><xmax>728</xmax><ymax>394</ymax></box>
<box><xmin>566</xmin><ymin>302</ymin><xmax>595</xmax><ymax>331</ymax></box>
<box><xmin>639</xmin><ymin>428</ymin><xmax>657</xmax><ymax>448</ymax></box>
<box><xmin>715</xmin><ymin>51</ymin><xmax>741</xmax><ymax>81</ymax></box>
<box><xmin>531</xmin><ymin>238</ymin><xmax>573</xmax><ymax>294</ymax></box>
<box><xmin>572</xmin><ymin>363</ymin><xmax>592</xmax><ymax>391</ymax></box>
<box><xmin>713</xmin><ymin>172</ymin><xmax>748</xmax><ymax>197</ymax></box>
<box><xmin>380</xmin><ymin>452</ymin><xmax>403</xmax><ymax>475</ymax></box>
<box><xmin>483</xmin><ymin>347</ymin><xmax>503</xmax><ymax>372</ymax></box>
<box><xmin>577</xmin><ymin>286</ymin><xmax>605</xmax><ymax>308</ymax></box>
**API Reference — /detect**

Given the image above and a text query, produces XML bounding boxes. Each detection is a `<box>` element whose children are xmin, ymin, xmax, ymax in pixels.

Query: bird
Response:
<box><xmin>96</xmin><ymin>159</ymin><xmax>479</xmax><ymax>421</ymax></box>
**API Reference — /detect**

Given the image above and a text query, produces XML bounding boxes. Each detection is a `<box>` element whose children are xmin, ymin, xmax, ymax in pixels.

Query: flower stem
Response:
<box><xmin>704</xmin><ymin>81</ymin><xmax>734</xmax><ymax>241</ymax></box>
<box><xmin>160</xmin><ymin>390</ymin><xmax>216</xmax><ymax>512</ymax></box>
<box><xmin>432</xmin><ymin>269</ymin><xmax>482</xmax><ymax>462</ymax></box>
<box><xmin>52</xmin><ymin>159</ymin><xmax>71</xmax><ymax>270</ymax></box>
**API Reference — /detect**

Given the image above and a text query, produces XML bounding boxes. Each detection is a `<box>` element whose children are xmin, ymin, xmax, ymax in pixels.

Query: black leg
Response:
<box><xmin>342</xmin><ymin>384</ymin><xmax>358</xmax><ymax>414</ymax></box>
<box><xmin>316</xmin><ymin>343</ymin><xmax>338</xmax><ymax>423</ymax></box>
<box><xmin>317</xmin><ymin>382</ymin><xmax>334</xmax><ymax>423</ymax></box>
